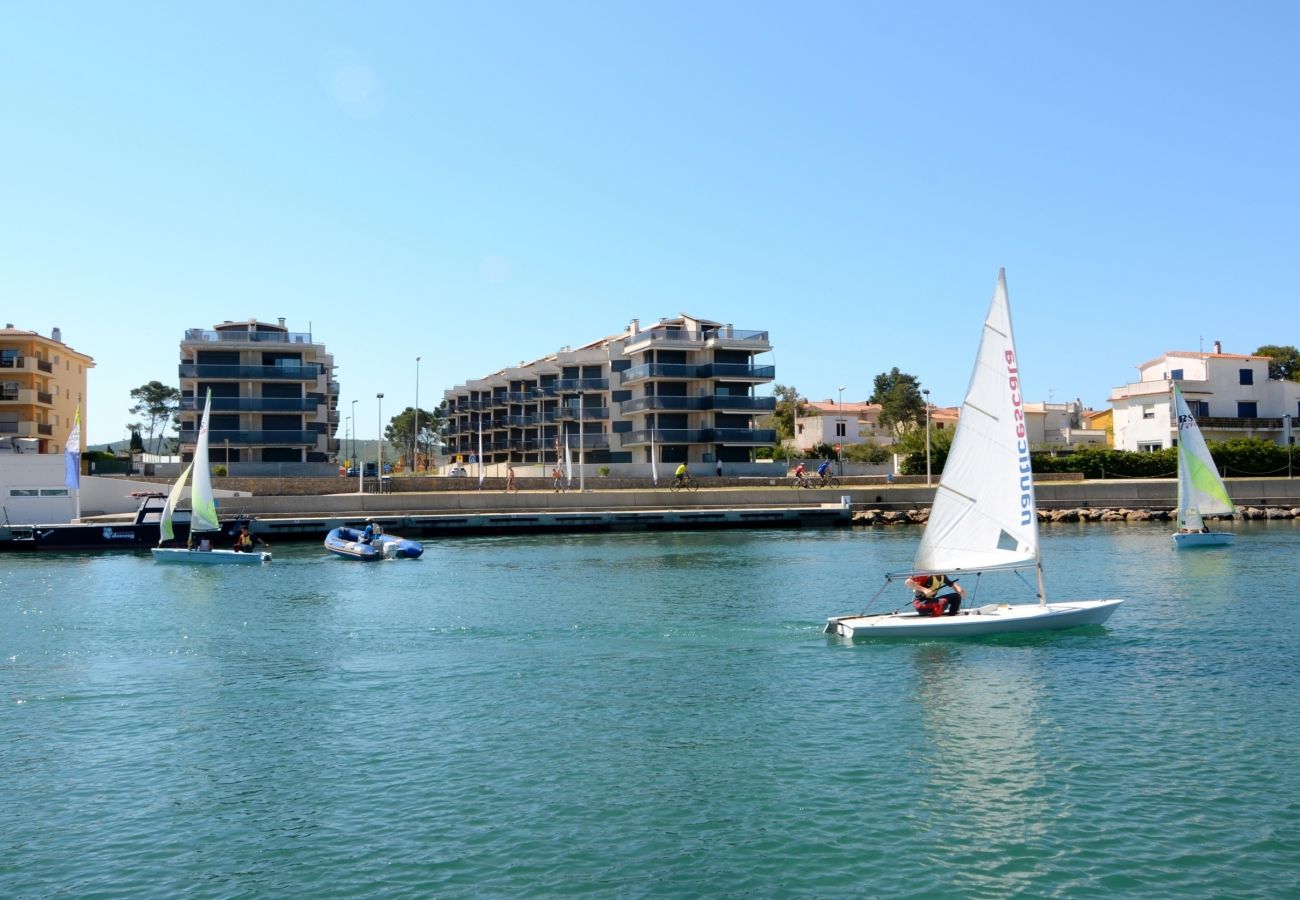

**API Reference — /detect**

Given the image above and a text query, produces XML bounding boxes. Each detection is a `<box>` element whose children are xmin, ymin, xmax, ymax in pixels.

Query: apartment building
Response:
<box><xmin>0</xmin><ymin>325</ymin><xmax>94</xmax><ymax>454</ymax></box>
<box><xmin>442</xmin><ymin>314</ymin><xmax>776</xmax><ymax>470</ymax></box>
<box><xmin>177</xmin><ymin>319</ymin><xmax>339</xmax><ymax>468</ymax></box>
<box><xmin>1110</xmin><ymin>342</ymin><xmax>1300</xmax><ymax>451</ymax></box>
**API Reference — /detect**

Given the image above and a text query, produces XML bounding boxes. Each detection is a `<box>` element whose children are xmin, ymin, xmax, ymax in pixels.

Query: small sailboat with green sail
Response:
<box><xmin>1171</xmin><ymin>381</ymin><xmax>1235</xmax><ymax>548</ymax></box>
<box><xmin>152</xmin><ymin>389</ymin><xmax>271</xmax><ymax>564</ymax></box>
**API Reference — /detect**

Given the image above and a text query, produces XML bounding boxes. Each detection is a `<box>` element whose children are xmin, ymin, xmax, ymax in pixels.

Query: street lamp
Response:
<box><xmin>922</xmin><ymin>388</ymin><xmax>932</xmax><ymax>487</ymax></box>
<box><xmin>577</xmin><ymin>388</ymin><xmax>586</xmax><ymax>493</ymax></box>
<box><xmin>351</xmin><ymin>399</ymin><xmax>359</xmax><ymax>492</ymax></box>
<box><xmin>414</xmin><ymin>356</ymin><xmax>421</xmax><ymax>473</ymax></box>
<box><xmin>344</xmin><ymin>416</ymin><xmax>351</xmax><ymax>472</ymax></box>
<box><xmin>837</xmin><ymin>385</ymin><xmax>845</xmax><ymax>476</ymax></box>
<box><xmin>376</xmin><ymin>392</ymin><xmax>384</xmax><ymax>491</ymax></box>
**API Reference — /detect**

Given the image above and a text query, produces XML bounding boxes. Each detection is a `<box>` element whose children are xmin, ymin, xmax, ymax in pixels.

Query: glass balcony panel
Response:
<box><xmin>179</xmin><ymin>364</ymin><xmax>323</xmax><ymax>380</ymax></box>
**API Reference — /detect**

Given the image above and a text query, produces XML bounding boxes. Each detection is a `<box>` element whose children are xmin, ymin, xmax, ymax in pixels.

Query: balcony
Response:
<box><xmin>0</xmin><ymin>355</ymin><xmax>55</xmax><ymax>373</ymax></box>
<box><xmin>622</xmin><ymin>428</ymin><xmax>776</xmax><ymax>446</ymax></box>
<box><xmin>698</xmin><ymin>363</ymin><xmax>775</xmax><ymax>381</ymax></box>
<box><xmin>1198</xmin><ymin>416</ymin><xmax>1284</xmax><ymax>431</ymax></box>
<box><xmin>554</xmin><ymin>378</ymin><xmax>610</xmax><ymax>392</ymax></box>
<box><xmin>180</xmin><ymin>429</ymin><xmax>319</xmax><ymax>445</ymax></box>
<box><xmin>619</xmin><ymin>395</ymin><xmax>776</xmax><ymax>414</ymax></box>
<box><xmin>0</xmin><ymin>388</ymin><xmax>59</xmax><ymax>407</ymax></box>
<box><xmin>624</xmin><ymin>329</ymin><xmax>707</xmax><ymax>352</ymax></box>
<box><xmin>37</xmin><ymin>423</ymin><xmax>53</xmax><ymax>435</ymax></box>
<box><xmin>619</xmin><ymin>364</ymin><xmax>699</xmax><ymax>383</ymax></box>
<box><xmin>181</xmin><ymin>397</ymin><xmax>321</xmax><ymax>412</ymax></box>
<box><xmin>184</xmin><ymin>329</ymin><xmax>316</xmax><ymax>344</ymax></box>
<box><xmin>36</xmin><ymin>391</ymin><xmax>53</xmax><ymax>405</ymax></box>
<box><xmin>619</xmin><ymin>364</ymin><xmax>775</xmax><ymax>385</ymax></box>
<box><xmin>706</xmin><ymin>328</ymin><xmax>770</xmax><ymax>351</ymax></box>
<box><xmin>179</xmin><ymin>363</ymin><xmax>323</xmax><ymax>380</ymax></box>
<box><xmin>552</xmin><ymin>407</ymin><xmax>610</xmax><ymax>421</ymax></box>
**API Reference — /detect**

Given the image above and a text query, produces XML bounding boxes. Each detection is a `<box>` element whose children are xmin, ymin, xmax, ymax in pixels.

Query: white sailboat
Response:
<box><xmin>1171</xmin><ymin>381</ymin><xmax>1235</xmax><ymax>548</ymax></box>
<box><xmin>152</xmin><ymin>389</ymin><xmax>271</xmax><ymax>565</ymax></box>
<box><xmin>825</xmin><ymin>269</ymin><xmax>1123</xmax><ymax>638</ymax></box>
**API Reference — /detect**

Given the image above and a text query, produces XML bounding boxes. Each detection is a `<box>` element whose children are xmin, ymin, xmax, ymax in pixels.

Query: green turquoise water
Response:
<box><xmin>4</xmin><ymin>521</ymin><xmax>1299</xmax><ymax>897</ymax></box>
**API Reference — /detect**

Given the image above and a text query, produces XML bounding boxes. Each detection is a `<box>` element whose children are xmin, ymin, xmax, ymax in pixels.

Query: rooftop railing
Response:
<box><xmin>184</xmin><ymin>329</ymin><xmax>316</xmax><ymax>344</ymax></box>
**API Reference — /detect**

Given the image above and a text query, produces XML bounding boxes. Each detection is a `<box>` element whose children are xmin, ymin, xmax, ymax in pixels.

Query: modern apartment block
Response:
<box><xmin>0</xmin><ymin>324</ymin><xmax>94</xmax><ymax>454</ymax></box>
<box><xmin>442</xmin><ymin>315</ymin><xmax>776</xmax><ymax>469</ymax></box>
<box><xmin>177</xmin><ymin>319</ymin><xmax>339</xmax><ymax>467</ymax></box>
<box><xmin>1109</xmin><ymin>342</ymin><xmax>1300</xmax><ymax>451</ymax></box>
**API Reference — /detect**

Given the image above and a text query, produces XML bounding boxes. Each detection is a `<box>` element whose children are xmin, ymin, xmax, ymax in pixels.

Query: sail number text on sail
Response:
<box><xmin>1007</xmin><ymin>350</ymin><xmax>1033</xmax><ymax>526</ymax></box>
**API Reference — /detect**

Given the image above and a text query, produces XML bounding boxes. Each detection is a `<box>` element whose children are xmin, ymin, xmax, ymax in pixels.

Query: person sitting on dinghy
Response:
<box><xmin>233</xmin><ymin>524</ymin><xmax>266</xmax><ymax>552</ymax></box>
<box><xmin>361</xmin><ymin>518</ymin><xmax>383</xmax><ymax>544</ymax></box>
<box><xmin>906</xmin><ymin>574</ymin><xmax>965</xmax><ymax>617</ymax></box>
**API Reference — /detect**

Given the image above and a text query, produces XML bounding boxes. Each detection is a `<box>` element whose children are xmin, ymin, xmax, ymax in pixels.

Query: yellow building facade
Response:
<box><xmin>0</xmin><ymin>325</ymin><xmax>94</xmax><ymax>453</ymax></box>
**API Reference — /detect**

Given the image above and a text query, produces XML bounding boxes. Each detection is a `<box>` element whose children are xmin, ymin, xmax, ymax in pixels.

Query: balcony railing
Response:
<box><xmin>1198</xmin><ymin>416</ymin><xmax>1284</xmax><ymax>430</ymax></box>
<box><xmin>622</xmin><ymin>428</ymin><xmax>776</xmax><ymax>446</ymax></box>
<box><xmin>625</xmin><ymin>327</ymin><xmax>770</xmax><ymax>349</ymax></box>
<box><xmin>180</xmin><ymin>429</ymin><xmax>320</xmax><ymax>445</ymax></box>
<box><xmin>179</xmin><ymin>363</ymin><xmax>324</xmax><ymax>380</ymax></box>
<box><xmin>181</xmin><ymin>397</ymin><xmax>321</xmax><ymax>412</ymax></box>
<box><xmin>184</xmin><ymin>329</ymin><xmax>316</xmax><ymax>344</ymax></box>
<box><xmin>698</xmin><ymin>363</ymin><xmax>775</xmax><ymax>380</ymax></box>
<box><xmin>619</xmin><ymin>395</ymin><xmax>776</xmax><ymax>414</ymax></box>
<box><xmin>36</xmin><ymin>391</ymin><xmax>53</xmax><ymax>405</ymax></box>
<box><xmin>0</xmin><ymin>356</ymin><xmax>54</xmax><ymax>372</ymax></box>
<box><xmin>620</xmin><ymin>364</ymin><xmax>698</xmax><ymax>382</ymax></box>
<box><xmin>554</xmin><ymin>378</ymin><xmax>610</xmax><ymax>392</ymax></box>
<box><xmin>552</xmin><ymin>407</ymin><xmax>610</xmax><ymax>420</ymax></box>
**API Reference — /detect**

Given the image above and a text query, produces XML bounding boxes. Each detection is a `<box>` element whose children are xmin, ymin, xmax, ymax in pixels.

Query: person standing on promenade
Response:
<box><xmin>505</xmin><ymin>463</ymin><xmax>518</xmax><ymax>493</ymax></box>
<box><xmin>552</xmin><ymin>466</ymin><xmax>565</xmax><ymax>492</ymax></box>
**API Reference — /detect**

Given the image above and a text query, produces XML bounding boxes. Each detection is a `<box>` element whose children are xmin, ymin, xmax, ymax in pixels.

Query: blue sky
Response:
<box><xmin>4</xmin><ymin>2</ymin><xmax>1297</xmax><ymax>444</ymax></box>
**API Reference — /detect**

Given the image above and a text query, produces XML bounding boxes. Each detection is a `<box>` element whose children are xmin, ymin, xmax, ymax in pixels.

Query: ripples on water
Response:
<box><xmin>3</xmin><ymin>520</ymin><xmax>1299</xmax><ymax>897</ymax></box>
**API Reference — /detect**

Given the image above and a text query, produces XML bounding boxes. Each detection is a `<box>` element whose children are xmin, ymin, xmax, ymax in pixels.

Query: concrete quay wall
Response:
<box><xmin>182</xmin><ymin>476</ymin><xmax>1300</xmax><ymax>519</ymax></box>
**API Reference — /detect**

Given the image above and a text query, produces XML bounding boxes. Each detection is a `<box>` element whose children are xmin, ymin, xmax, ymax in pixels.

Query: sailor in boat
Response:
<box><xmin>233</xmin><ymin>524</ymin><xmax>267</xmax><ymax>552</ymax></box>
<box><xmin>361</xmin><ymin>518</ymin><xmax>383</xmax><ymax>544</ymax></box>
<box><xmin>905</xmin><ymin>574</ymin><xmax>965</xmax><ymax>617</ymax></box>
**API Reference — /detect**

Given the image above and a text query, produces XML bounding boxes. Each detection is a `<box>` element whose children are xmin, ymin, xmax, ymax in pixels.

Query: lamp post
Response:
<box><xmin>922</xmin><ymin>388</ymin><xmax>932</xmax><ymax>487</ymax></box>
<box><xmin>414</xmin><ymin>356</ymin><xmax>421</xmax><ymax>473</ymax></box>
<box><xmin>376</xmin><ymin>392</ymin><xmax>384</xmax><ymax>491</ymax></box>
<box><xmin>344</xmin><ymin>416</ymin><xmax>351</xmax><ymax>472</ymax></box>
<box><xmin>351</xmin><ymin>399</ymin><xmax>359</xmax><ymax>492</ymax></box>
<box><xmin>577</xmin><ymin>388</ymin><xmax>586</xmax><ymax>493</ymax></box>
<box><xmin>837</xmin><ymin>385</ymin><xmax>845</xmax><ymax>475</ymax></box>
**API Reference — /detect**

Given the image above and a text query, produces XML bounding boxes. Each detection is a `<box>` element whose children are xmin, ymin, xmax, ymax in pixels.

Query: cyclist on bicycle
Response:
<box><xmin>674</xmin><ymin>462</ymin><xmax>689</xmax><ymax>486</ymax></box>
<box><xmin>791</xmin><ymin>462</ymin><xmax>806</xmax><ymax>482</ymax></box>
<box><xmin>816</xmin><ymin>459</ymin><xmax>831</xmax><ymax>484</ymax></box>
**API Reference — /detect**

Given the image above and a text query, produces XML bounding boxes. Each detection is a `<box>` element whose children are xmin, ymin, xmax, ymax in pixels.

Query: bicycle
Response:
<box><xmin>789</xmin><ymin>473</ymin><xmax>815</xmax><ymax>489</ymax></box>
<box><xmin>817</xmin><ymin>474</ymin><xmax>842</xmax><ymax>489</ymax></box>
<box><xmin>669</xmin><ymin>473</ymin><xmax>700</xmax><ymax>492</ymax></box>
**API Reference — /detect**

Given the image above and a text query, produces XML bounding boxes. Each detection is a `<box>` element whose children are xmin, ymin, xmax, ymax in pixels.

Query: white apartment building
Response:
<box><xmin>441</xmin><ymin>315</ymin><xmax>775</xmax><ymax>470</ymax></box>
<box><xmin>1109</xmin><ymin>343</ymin><xmax>1300</xmax><ymax>451</ymax></box>
<box><xmin>177</xmin><ymin>319</ymin><xmax>340</xmax><ymax>470</ymax></box>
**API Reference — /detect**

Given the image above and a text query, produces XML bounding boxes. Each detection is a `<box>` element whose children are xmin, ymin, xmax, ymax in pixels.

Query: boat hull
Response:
<box><xmin>324</xmin><ymin>527</ymin><xmax>424</xmax><ymax>560</ymax></box>
<box><xmin>824</xmin><ymin>598</ymin><xmax>1124</xmax><ymax>639</ymax></box>
<box><xmin>1173</xmin><ymin>531</ymin><xmax>1235</xmax><ymax>548</ymax></box>
<box><xmin>152</xmin><ymin>547</ymin><xmax>271</xmax><ymax>564</ymax></box>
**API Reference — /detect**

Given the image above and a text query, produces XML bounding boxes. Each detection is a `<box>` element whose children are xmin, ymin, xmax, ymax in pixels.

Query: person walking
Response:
<box><xmin>505</xmin><ymin>463</ymin><xmax>518</xmax><ymax>493</ymax></box>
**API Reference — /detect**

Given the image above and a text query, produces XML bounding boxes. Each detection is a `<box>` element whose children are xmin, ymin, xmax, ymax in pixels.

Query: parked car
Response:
<box><xmin>448</xmin><ymin>465</ymin><xmax>467</xmax><ymax>477</ymax></box>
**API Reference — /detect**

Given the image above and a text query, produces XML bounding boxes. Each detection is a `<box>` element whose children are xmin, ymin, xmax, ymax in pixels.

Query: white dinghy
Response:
<box><xmin>825</xmin><ymin>269</ymin><xmax>1122</xmax><ymax>639</ymax></box>
<box><xmin>152</xmin><ymin>389</ymin><xmax>271</xmax><ymax>565</ymax></box>
<box><xmin>1171</xmin><ymin>381</ymin><xmax>1235</xmax><ymax>548</ymax></box>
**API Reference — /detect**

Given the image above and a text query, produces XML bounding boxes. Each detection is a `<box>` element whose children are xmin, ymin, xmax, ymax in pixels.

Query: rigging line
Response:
<box><xmin>857</xmin><ymin>575</ymin><xmax>896</xmax><ymax>617</ymax></box>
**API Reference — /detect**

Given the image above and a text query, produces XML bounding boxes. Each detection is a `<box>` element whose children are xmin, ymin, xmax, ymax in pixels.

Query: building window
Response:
<box><xmin>1137</xmin><ymin>441</ymin><xmax>1163</xmax><ymax>452</ymax></box>
<box><xmin>1</xmin><ymin>382</ymin><xmax>17</xmax><ymax>400</ymax></box>
<box><xmin>796</xmin><ymin>424</ymin><xmax>803</xmax><ymax>435</ymax></box>
<box><xmin>1142</xmin><ymin>406</ymin><xmax>1155</xmax><ymax>420</ymax></box>
<box><xmin>1170</xmin><ymin>368</ymin><xmax>1183</xmax><ymax>381</ymax></box>
<box><xmin>1239</xmin><ymin>369</ymin><xmax>1253</xmax><ymax>385</ymax></box>
<box><xmin>1190</xmin><ymin>400</ymin><xmax>1209</xmax><ymax>417</ymax></box>
<box><xmin>1237</xmin><ymin>401</ymin><xmax>1257</xmax><ymax>417</ymax></box>
<box><xmin>835</xmin><ymin>422</ymin><xmax>846</xmax><ymax>437</ymax></box>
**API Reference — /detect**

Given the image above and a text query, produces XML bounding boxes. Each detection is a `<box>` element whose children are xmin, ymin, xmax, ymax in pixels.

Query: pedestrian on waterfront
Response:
<box><xmin>552</xmin><ymin>466</ymin><xmax>564</xmax><ymax>492</ymax></box>
<box><xmin>716</xmin><ymin>459</ymin><xmax>723</xmax><ymax>478</ymax></box>
<box><xmin>506</xmin><ymin>463</ymin><xmax>518</xmax><ymax>493</ymax></box>
<box><xmin>905</xmin><ymin>573</ymin><xmax>964</xmax><ymax>617</ymax></box>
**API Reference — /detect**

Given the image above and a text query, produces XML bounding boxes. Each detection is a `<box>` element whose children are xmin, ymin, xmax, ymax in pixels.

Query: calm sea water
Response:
<box><xmin>4</xmin><ymin>520</ymin><xmax>1300</xmax><ymax>898</ymax></box>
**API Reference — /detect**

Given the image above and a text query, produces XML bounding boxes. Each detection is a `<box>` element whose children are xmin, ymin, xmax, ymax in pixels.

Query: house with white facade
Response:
<box><xmin>793</xmin><ymin>400</ymin><xmax>958</xmax><ymax>453</ymax></box>
<box><xmin>1022</xmin><ymin>400</ymin><xmax>1108</xmax><ymax>449</ymax></box>
<box><xmin>1109</xmin><ymin>343</ymin><xmax>1300</xmax><ymax>451</ymax></box>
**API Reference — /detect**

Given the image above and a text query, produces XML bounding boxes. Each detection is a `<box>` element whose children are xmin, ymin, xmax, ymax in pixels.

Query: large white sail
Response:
<box><xmin>913</xmin><ymin>268</ymin><xmax>1039</xmax><ymax>573</ymax></box>
<box><xmin>1173</xmin><ymin>381</ymin><xmax>1234</xmax><ymax>525</ymax></box>
<box><xmin>189</xmin><ymin>389</ymin><xmax>221</xmax><ymax>533</ymax></box>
